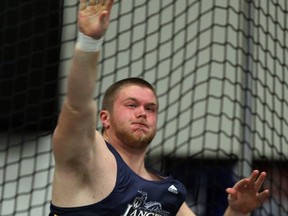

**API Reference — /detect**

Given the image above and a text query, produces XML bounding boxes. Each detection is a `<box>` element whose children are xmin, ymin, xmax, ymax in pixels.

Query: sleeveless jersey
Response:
<box><xmin>49</xmin><ymin>142</ymin><xmax>187</xmax><ymax>216</ymax></box>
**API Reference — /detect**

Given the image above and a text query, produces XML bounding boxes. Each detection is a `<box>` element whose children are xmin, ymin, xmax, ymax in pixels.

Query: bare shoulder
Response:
<box><xmin>93</xmin><ymin>130</ymin><xmax>116</xmax><ymax>167</ymax></box>
<box><xmin>51</xmin><ymin>131</ymin><xmax>117</xmax><ymax>207</ymax></box>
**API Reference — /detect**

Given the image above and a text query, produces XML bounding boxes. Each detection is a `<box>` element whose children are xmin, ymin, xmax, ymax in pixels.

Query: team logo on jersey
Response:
<box><xmin>122</xmin><ymin>191</ymin><xmax>170</xmax><ymax>216</ymax></box>
<box><xmin>168</xmin><ymin>184</ymin><xmax>178</xmax><ymax>194</ymax></box>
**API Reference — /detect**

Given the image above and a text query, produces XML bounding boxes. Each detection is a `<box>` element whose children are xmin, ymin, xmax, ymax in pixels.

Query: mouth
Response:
<box><xmin>132</xmin><ymin>122</ymin><xmax>148</xmax><ymax>128</ymax></box>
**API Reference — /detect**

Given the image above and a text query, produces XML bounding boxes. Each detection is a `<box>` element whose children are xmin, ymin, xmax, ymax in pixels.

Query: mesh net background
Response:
<box><xmin>0</xmin><ymin>0</ymin><xmax>288</xmax><ymax>215</ymax></box>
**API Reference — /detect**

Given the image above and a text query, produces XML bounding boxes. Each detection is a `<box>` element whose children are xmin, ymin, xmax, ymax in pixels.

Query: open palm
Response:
<box><xmin>78</xmin><ymin>0</ymin><xmax>114</xmax><ymax>39</ymax></box>
<box><xmin>226</xmin><ymin>170</ymin><xmax>270</xmax><ymax>214</ymax></box>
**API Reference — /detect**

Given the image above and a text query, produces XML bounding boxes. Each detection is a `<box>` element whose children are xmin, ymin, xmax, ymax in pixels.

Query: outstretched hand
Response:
<box><xmin>226</xmin><ymin>170</ymin><xmax>270</xmax><ymax>214</ymax></box>
<box><xmin>78</xmin><ymin>0</ymin><xmax>114</xmax><ymax>39</ymax></box>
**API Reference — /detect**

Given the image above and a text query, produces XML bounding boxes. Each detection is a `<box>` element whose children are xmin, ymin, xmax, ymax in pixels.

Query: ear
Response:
<box><xmin>100</xmin><ymin>110</ymin><xmax>110</xmax><ymax>129</ymax></box>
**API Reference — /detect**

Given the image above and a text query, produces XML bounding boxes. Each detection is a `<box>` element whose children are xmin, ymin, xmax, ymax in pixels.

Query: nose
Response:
<box><xmin>136</xmin><ymin>106</ymin><xmax>147</xmax><ymax>118</ymax></box>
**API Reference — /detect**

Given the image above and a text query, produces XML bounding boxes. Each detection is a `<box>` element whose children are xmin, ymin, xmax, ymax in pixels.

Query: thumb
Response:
<box><xmin>100</xmin><ymin>11</ymin><xmax>110</xmax><ymax>27</ymax></box>
<box><xmin>226</xmin><ymin>188</ymin><xmax>238</xmax><ymax>201</ymax></box>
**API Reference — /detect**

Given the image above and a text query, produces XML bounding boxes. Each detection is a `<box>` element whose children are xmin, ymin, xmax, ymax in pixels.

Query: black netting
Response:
<box><xmin>0</xmin><ymin>0</ymin><xmax>287</xmax><ymax>215</ymax></box>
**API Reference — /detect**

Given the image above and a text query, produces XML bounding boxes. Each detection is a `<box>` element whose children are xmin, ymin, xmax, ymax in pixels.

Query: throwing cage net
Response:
<box><xmin>1</xmin><ymin>0</ymin><xmax>287</xmax><ymax>215</ymax></box>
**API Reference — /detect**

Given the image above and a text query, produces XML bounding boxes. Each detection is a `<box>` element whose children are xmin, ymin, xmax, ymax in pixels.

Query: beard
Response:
<box><xmin>110</xmin><ymin>118</ymin><xmax>156</xmax><ymax>149</ymax></box>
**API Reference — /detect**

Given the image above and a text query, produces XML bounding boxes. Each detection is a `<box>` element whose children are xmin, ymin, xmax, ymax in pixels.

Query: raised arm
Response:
<box><xmin>53</xmin><ymin>0</ymin><xmax>114</xmax><ymax>168</ymax></box>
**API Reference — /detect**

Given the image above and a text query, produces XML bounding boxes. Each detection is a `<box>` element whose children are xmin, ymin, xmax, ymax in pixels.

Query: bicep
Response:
<box><xmin>52</xmin><ymin>100</ymin><xmax>97</xmax><ymax>166</ymax></box>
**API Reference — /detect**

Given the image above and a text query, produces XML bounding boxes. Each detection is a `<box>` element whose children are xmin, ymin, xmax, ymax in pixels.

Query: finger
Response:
<box><xmin>79</xmin><ymin>0</ymin><xmax>87</xmax><ymax>10</ymax></box>
<box><xmin>246</xmin><ymin>170</ymin><xmax>260</xmax><ymax>185</ymax></box>
<box><xmin>99</xmin><ymin>0</ymin><xmax>113</xmax><ymax>25</ymax></box>
<box><xmin>98</xmin><ymin>0</ymin><xmax>105</xmax><ymax>6</ymax></box>
<box><xmin>226</xmin><ymin>189</ymin><xmax>239</xmax><ymax>203</ymax></box>
<box><xmin>226</xmin><ymin>188</ymin><xmax>236</xmax><ymax>196</ymax></box>
<box><xmin>99</xmin><ymin>11</ymin><xmax>108</xmax><ymax>24</ymax></box>
<box><xmin>232</xmin><ymin>178</ymin><xmax>249</xmax><ymax>190</ymax></box>
<box><xmin>254</xmin><ymin>171</ymin><xmax>267</xmax><ymax>191</ymax></box>
<box><xmin>89</xmin><ymin>0</ymin><xmax>96</xmax><ymax>6</ymax></box>
<box><xmin>257</xmin><ymin>189</ymin><xmax>270</xmax><ymax>203</ymax></box>
<box><xmin>105</xmin><ymin>0</ymin><xmax>114</xmax><ymax>10</ymax></box>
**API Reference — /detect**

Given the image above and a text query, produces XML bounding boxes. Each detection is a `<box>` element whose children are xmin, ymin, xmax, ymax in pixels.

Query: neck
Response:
<box><xmin>103</xmin><ymin>133</ymin><xmax>155</xmax><ymax>179</ymax></box>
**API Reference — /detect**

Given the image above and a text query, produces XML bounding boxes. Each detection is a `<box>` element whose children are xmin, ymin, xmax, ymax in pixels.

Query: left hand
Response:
<box><xmin>226</xmin><ymin>170</ymin><xmax>270</xmax><ymax>214</ymax></box>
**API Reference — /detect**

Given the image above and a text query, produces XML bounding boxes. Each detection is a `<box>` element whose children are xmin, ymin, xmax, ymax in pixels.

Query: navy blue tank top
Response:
<box><xmin>49</xmin><ymin>142</ymin><xmax>186</xmax><ymax>216</ymax></box>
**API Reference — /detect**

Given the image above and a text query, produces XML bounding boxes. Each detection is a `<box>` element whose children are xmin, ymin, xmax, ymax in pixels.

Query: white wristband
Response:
<box><xmin>76</xmin><ymin>32</ymin><xmax>103</xmax><ymax>52</ymax></box>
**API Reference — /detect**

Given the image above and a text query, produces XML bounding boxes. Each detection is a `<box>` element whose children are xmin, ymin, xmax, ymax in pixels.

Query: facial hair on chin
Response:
<box><xmin>117</xmin><ymin>128</ymin><xmax>155</xmax><ymax>148</ymax></box>
<box><xmin>112</xmin><ymin>121</ymin><xmax>155</xmax><ymax>148</ymax></box>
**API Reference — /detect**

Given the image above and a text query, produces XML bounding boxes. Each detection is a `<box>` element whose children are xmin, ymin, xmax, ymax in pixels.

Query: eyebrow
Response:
<box><xmin>123</xmin><ymin>97</ymin><xmax>158</xmax><ymax>107</ymax></box>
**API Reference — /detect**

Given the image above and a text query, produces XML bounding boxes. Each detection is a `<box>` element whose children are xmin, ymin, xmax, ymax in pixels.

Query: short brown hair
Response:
<box><xmin>101</xmin><ymin>77</ymin><xmax>158</xmax><ymax>112</ymax></box>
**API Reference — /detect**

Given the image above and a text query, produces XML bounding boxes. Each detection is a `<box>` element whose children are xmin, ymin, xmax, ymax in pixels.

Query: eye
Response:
<box><xmin>127</xmin><ymin>103</ymin><xmax>136</xmax><ymax>108</ymax></box>
<box><xmin>145</xmin><ymin>106</ymin><xmax>156</xmax><ymax>112</ymax></box>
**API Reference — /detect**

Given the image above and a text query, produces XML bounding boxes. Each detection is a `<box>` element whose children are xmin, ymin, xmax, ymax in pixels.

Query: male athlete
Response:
<box><xmin>49</xmin><ymin>1</ymin><xmax>270</xmax><ymax>215</ymax></box>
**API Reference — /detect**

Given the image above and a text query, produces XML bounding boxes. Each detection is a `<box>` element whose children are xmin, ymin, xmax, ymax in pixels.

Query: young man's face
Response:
<box><xmin>106</xmin><ymin>85</ymin><xmax>158</xmax><ymax>149</ymax></box>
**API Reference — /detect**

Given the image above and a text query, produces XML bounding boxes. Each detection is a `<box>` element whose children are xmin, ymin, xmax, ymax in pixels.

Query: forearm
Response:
<box><xmin>64</xmin><ymin>0</ymin><xmax>111</xmax><ymax>110</ymax></box>
<box><xmin>176</xmin><ymin>202</ymin><xmax>196</xmax><ymax>216</ymax></box>
<box><xmin>53</xmin><ymin>47</ymin><xmax>99</xmax><ymax>162</ymax></box>
<box><xmin>66</xmin><ymin>47</ymin><xmax>99</xmax><ymax>110</ymax></box>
